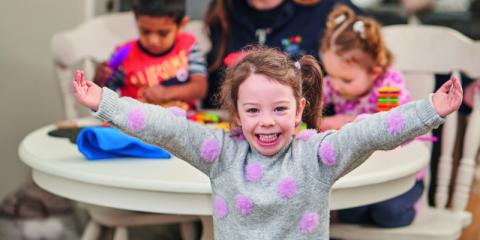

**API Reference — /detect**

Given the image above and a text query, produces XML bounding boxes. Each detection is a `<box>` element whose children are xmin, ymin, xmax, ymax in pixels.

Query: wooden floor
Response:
<box><xmin>460</xmin><ymin>175</ymin><xmax>480</xmax><ymax>240</ymax></box>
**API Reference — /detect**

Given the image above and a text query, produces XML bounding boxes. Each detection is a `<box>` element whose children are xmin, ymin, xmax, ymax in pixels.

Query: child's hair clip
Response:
<box><xmin>334</xmin><ymin>14</ymin><xmax>347</xmax><ymax>26</ymax></box>
<box><xmin>353</xmin><ymin>20</ymin><xmax>366</xmax><ymax>39</ymax></box>
<box><xmin>294</xmin><ymin>61</ymin><xmax>301</xmax><ymax>70</ymax></box>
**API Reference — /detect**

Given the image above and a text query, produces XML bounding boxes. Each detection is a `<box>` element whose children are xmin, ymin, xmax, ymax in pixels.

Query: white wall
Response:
<box><xmin>0</xmin><ymin>0</ymin><xmax>209</xmax><ymax>200</ymax></box>
<box><xmin>0</xmin><ymin>0</ymin><xmax>85</xmax><ymax>199</ymax></box>
<box><xmin>187</xmin><ymin>0</ymin><xmax>209</xmax><ymax>20</ymax></box>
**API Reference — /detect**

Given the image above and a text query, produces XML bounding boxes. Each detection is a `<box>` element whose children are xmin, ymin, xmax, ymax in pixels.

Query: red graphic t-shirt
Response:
<box><xmin>116</xmin><ymin>33</ymin><xmax>197</xmax><ymax>101</ymax></box>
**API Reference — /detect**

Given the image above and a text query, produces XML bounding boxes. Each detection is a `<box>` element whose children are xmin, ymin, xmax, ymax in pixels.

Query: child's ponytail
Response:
<box><xmin>321</xmin><ymin>5</ymin><xmax>393</xmax><ymax>72</ymax></box>
<box><xmin>321</xmin><ymin>4</ymin><xmax>355</xmax><ymax>53</ymax></box>
<box><xmin>298</xmin><ymin>55</ymin><xmax>323</xmax><ymax>130</ymax></box>
<box><xmin>361</xmin><ymin>17</ymin><xmax>393</xmax><ymax>71</ymax></box>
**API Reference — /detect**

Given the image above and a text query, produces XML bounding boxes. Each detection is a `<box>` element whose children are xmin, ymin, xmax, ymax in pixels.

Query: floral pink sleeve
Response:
<box><xmin>322</xmin><ymin>76</ymin><xmax>334</xmax><ymax>106</ymax></box>
<box><xmin>383</xmin><ymin>69</ymin><xmax>412</xmax><ymax>105</ymax></box>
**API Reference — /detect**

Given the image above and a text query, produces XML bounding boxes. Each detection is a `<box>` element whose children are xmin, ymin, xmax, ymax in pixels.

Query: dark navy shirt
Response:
<box><xmin>204</xmin><ymin>0</ymin><xmax>362</xmax><ymax>108</ymax></box>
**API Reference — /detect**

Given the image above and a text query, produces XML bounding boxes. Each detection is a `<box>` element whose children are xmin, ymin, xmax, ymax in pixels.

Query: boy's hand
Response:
<box><xmin>94</xmin><ymin>62</ymin><xmax>113</xmax><ymax>86</ymax></box>
<box><xmin>72</xmin><ymin>70</ymin><xmax>102</xmax><ymax>111</ymax></box>
<box><xmin>432</xmin><ymin>75</ymin><xmax>463</xmax><ymax>117</ymax></box>
<box><xmin>141</xmin><ymin>85</ymin><xmax>170</xmax><ymax>104</ymax></box>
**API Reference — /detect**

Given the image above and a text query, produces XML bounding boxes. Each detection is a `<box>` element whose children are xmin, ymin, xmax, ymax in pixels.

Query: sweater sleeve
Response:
<box><xmin>315</xmin><ymin>94</ymin><xmax>444</xmax><ymax>184</ymax></box>
<box><xmin>188</xmin><ymin>41</ymin><xmax>207</xmax><ymax>75</ymax></box>
<box><xmin>92</xmin><ymin>88</ymin><xmax>238</xmax><ymax>177</ymax></box>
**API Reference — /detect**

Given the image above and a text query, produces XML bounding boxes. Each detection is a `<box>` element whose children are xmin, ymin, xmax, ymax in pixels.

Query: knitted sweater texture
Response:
<box><xmin>94</xmin><ymin>88</ymin><xmax>444</xmax><ymax>239</ymax></box>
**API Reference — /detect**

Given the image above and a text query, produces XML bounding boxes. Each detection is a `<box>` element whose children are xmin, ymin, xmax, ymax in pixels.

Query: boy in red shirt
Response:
<box><xmin>95</xmin><ymin>0</ymin><xmax>207</xmax><ymax>110</ymax></box>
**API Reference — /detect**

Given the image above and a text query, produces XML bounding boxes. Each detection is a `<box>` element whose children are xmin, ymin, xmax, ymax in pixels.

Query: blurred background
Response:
<box><xmin>0</xmin><ymin>1</ymin><xmax>478</xmax><ymax>239</ymax></box>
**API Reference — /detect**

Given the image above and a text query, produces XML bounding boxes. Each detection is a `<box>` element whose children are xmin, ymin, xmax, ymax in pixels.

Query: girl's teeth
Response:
<box><xmin>259</xmin><ymin>134</ymin><xmax>277</xmax><ymax>142</ymax></box>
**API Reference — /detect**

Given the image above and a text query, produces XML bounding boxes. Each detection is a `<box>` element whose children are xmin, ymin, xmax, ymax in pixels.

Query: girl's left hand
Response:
<box><xmin>432</xmin><ymin>75</ymin><xmax>463</xmax><ymax>117</ymax></box>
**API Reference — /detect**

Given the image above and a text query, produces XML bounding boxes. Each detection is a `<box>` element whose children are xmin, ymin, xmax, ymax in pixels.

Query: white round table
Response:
<box><xmin>19</xmin><ymin>125</ymin><xmax>430</xmax><ymax>238</ymax></box>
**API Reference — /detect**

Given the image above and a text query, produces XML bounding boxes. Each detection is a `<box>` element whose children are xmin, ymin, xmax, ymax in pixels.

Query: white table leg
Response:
<box><xmin>81</xmin><ymin>220</ymin><xmax>101</xmax><ymax>240</ymax></box>
<box><xmin>113</xmin><ymin>227</ymin><xmax>128</xmax><ymax>240</ymax></box>
<box><xmin>200</xmin><ymin>216</ymin><xmax>213</xmax><ymax>240</ymax></box>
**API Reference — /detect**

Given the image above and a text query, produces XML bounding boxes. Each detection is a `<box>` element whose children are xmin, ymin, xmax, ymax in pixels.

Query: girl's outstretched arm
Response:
<box><xmin>72</xmin><ymin>70</ymin><xmax>102</xmax><ymax>111</ymax></box>
<box><xmin>71</xmin><ymin>69</ymin><xmax>241</xmax><ymax>177</ymax></box>
<box><xmin>309</xmin><ymin>75</ymin><xmax>463</xmax><ymax>184</ymax></box>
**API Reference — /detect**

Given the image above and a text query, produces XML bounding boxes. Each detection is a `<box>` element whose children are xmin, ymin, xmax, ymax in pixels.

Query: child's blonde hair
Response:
<box><xmin>219</xmin><ymin>47</ymin><xmax>323</xmax><ymax>130</ymax></box>
<box><xmin>321</xmin><ymin>5</ymin><xmax>393</xmax><ymax>72</ymax></box>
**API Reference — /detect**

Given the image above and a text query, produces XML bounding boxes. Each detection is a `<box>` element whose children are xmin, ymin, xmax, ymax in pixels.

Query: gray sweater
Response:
<box><xmin>94</xmin><ymin>88</ymin><xmax>444</xmax><ymax>240</ymax></box>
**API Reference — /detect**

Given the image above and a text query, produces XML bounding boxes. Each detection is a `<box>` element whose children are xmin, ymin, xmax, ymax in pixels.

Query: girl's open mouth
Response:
<box><xmin>256</xmin><ymin>133</ymin><xmax>281</xmax><ymax>146</ymax></box>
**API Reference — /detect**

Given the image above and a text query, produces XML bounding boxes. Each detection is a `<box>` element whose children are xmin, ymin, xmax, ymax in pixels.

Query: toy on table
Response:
<box><xmin>186</xmin><ymin>112</ymin><xmax>230</xmax><ymax>131</ymax></box>
<box><xmin>105</xmin><ymin>45</ymin><xmax>131</xmax><ymax>90</ymax></box>
<box><xmin>213</xmin><ymin>122</ymin><xmax>230</xmax><ymax>131</ymax></box>
<box><xmin>108</xmin><ymin>44</ymin><xmax>131</xmax><ymax>70</ymax></box>
<box><xmin>294</xmin><ymin>122</ymin><xmax>307</xmax><ymax>135</ymax></box>
<box><xmin>415</xmin><ymin>136</ymin><xmax>438</xmax><ymax>142</ymax></box>
<box><xmin>377</xmin><ymin>86</ymin><xmax>400</xmax><ymax>112</ymax></box>
<box><xmin>159</xmin><ymin>100</ymin><xmax>191</xmax><ymax>111</ymax></box>
<box><xmin>187</xmin><ymin>112</ymin><xmax>220</xmax><ymax>124</ymax></box>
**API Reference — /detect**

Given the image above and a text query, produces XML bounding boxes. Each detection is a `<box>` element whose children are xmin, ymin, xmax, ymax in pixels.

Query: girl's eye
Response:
<box><xmin>275</xmin><ymin>106</ymin><xmax>287</xmax><ymax>112</ymax></box>
<box><xmin>341</xmin><ymin>78</ymin><xmax>353</xmax><ymax>83</ymax></box>
<box><xmin>246</xmin><ymin>108</ymin><xmax>259</xmax><ymax>113</ymax></box>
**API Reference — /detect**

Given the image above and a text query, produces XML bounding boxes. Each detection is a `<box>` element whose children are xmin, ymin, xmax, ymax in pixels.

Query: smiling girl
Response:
<box><xmin>72</xmin><ymin>47</ymin><xmax>462</xmax><ymax>239</ymax></box>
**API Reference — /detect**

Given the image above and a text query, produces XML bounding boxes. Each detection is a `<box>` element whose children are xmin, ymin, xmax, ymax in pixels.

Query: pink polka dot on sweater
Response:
<box><xmin>235</xmin><ymin>194</ymin><xmax>254</xmax><ymax>215</ymax></box>
<box><xmin>127</xmin><ymin>107</ymin><xmax>146</xmax><ymax>132</ymax></box>
<box><xmin>277</xmin><ymin>177</ymin><xmax>297</xmax><ymax>199</ymax></box>
<box><xmin>168</xmin><ymin>106</ymin><xmax>187</xmax><ymax>118</ymax></box>
<box><xmin>318</xmin><ymin>142</ymin><xmax>336</xmax><ymax>166</ymax></box>
<box><xmin>298</xmin><ymin>212</ymin><xmax>319</xmax><ymax>234</ymax></box>
<box><xmin>233</xmin><ymin>134</ymin><xmax>245</xmax><ymax>142</ymax></box>
<box><xmin>245</xmin><ymin>163</ymin><xmax>262</xmax><ymax>183</ymax></box>
<box><xmin>386</xmin><ymin>111</ymin><xmax>404</xmax><ymax>135</ymax></box>
<box><xmin>200</xmin><ymin>138</ymin><xmax>220</xmax><ymax>163</ymax></box>
<box><xmin>213</xmin><ymin>196</ymin><xmax>229</xmax><ymax>219</ymax></box>
<box><xmin>230</xmin><ymin>127</ymin><xmax>245</xmax><ymax>142</ymax></box>
<box><xmin>295</xmin><ymin>129</ymin><xmax>316</xmax><ymax>141</ymax></box>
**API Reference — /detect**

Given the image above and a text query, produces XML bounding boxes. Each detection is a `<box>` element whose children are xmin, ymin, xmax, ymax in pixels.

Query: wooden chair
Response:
<box><xmin>51</xmin><ymin>12</ymin><xmax>211</xmax><ymax>240</ymax></box>
<box><xmin>330</xmin><ymin>25</ymin><xmax>480</xmax><ymax>240</ymax></box>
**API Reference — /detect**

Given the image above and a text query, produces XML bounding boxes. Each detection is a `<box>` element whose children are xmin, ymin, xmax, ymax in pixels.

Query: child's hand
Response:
<box><xmin>320</xmin><ymin>114</ymin><xmax>355</xmax><ymax>131</ymax></box>
<box><xmin>432</xmin><ymin>75</ymin><xmax>463</xmax><ymax>117</ymax></box>
<box><xmin>141</xmin><ymin>85</ymin><xmax>170</xmax><ymax>104</ymax></box>
<box><xmin>94</xmin><ymin>62</ymin><xmax>113</xmax><ymax>86</ymax></box>
<box><xmin>72</xmin><ymin>70</ymin><xmax>102</xmax><ymax>111</ymax></box>
<box><xmin>463</xmin><ymin>80</ymin><xmax>480</xmax><ymax>108</ymax></box>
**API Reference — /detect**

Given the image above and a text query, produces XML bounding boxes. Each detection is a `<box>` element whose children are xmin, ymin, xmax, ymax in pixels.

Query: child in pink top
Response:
<box><xmin>323</xmin><ymin>68</ymin><xmax>411</xmax><ymax>116</ymax></box>
<box><xmin>320</xmin><ymin>5</ymin><xmax>420</xmax><ymax>228</ymax></box>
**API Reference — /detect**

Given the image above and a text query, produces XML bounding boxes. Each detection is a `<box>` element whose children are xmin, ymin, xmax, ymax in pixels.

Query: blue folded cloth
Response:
<box><xmin>77</xmin><ymin>127</ymin><xmax>171</xmax><ymax>160</ymax></box>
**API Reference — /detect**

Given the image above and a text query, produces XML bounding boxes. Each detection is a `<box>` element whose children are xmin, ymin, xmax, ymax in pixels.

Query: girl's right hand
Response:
<box><xmin>72</xmin><ymin>70</ymin><xmax>102</xmax><ymax>111</ymax></box>
<box><xmin>432</xmin><ymin>75</ymin><xmax>463</xmax><ymax>117</ymax></box>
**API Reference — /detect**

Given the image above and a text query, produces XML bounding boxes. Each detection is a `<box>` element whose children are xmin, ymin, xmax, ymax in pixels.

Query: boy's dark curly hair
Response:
<box><xmin>132</xmin><ymin>0</ymin><xmax>185</xmax><ymax>24</ymax></box>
